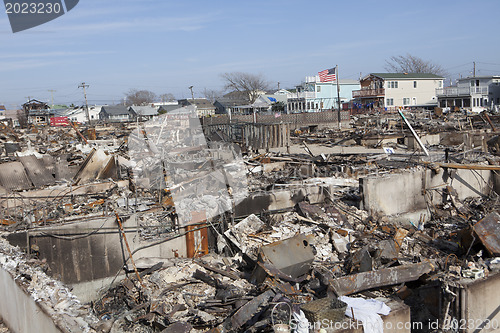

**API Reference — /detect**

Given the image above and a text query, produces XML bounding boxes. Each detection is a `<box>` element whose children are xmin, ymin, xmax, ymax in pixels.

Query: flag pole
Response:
<box><xmin>336</xmin><ymin>65</ymin><xmax>341</xmax><ymax>129</ymax></box>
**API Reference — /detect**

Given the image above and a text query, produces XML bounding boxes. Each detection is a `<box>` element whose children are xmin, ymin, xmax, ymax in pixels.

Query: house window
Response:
<box><xmin>413</xmin><ymin>81</ymin><xmax>417</xmax><ymax>88</ymax></box>
<box><xmin>386</xmin><ymin>98</ymin><xmax>394</xmax><ymax>106</ymax></box>
<box><xmin>438</xmin><ymin>81</ymin><xmax>442</xmax><ymax>88</ymax></box>
<box><xmin>387</xmin><ymin>81</ymin><xmax>399</xmax><ymax>89</ymax></box>
<box><xmin>403</xmin><ymin>98</ymin><xmax>410</xmax><ymax>105</ymax></box>
<box><xmin>316</xmin><ymin>86</ymin><xmax>321</xmax><ymax>93</ymax></box>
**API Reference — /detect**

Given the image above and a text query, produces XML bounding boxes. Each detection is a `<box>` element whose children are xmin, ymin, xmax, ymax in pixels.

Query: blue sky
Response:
<box><xmin>1</xmin><ymin>0</ymin><xmax>499</xmax><ymax>108</ymax></box>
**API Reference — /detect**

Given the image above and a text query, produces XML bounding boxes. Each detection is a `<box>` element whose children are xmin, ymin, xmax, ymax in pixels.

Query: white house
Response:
<box><xmin>64</xmin><ymin>105</ymin><xmax>104</xmax><ymax>123</ymax></box>
<box><xmin>353</xmin><ymin>73</ymin><xmax>444</xmax><ymax>110</ymax></box>
<box><xmin>436</xmin><ymin>76</ymin><xmax>500</xmax><ymax>113</ymax></box>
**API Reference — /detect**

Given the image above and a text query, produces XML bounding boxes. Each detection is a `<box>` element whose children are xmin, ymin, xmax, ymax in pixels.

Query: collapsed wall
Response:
<box><xmin>360</xmin><ymin>166</ymin><xmax>498</xmax><ymax>224</ymax></box>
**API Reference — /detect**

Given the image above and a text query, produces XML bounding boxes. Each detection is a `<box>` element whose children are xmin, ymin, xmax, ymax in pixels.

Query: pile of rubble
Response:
<box><xmin>1</xmin><ymin>111</ymin><xmax>500</xmax><ymax>332</ymax></box>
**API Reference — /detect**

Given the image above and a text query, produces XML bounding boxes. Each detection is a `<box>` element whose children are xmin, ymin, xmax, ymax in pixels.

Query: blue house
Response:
<box><xmin>287</xmin><ymin>76</ymin><xmax>360</xmax><ymax>112</ymax></box>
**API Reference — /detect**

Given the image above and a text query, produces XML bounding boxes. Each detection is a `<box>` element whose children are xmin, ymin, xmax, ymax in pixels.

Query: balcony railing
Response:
<box><xmin>352</xmin><ymin>88</ymin><xmax>385</xmax><ymax>98</ymax></box>
<box><xmin>436</xmin><ymin>86</ymin><xmax>489</xmax><ymax>97</ymax></box>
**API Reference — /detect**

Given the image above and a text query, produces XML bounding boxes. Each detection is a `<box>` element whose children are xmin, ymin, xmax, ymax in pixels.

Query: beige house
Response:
<box><xmin>353</xmin><ymin>73</ymin><xmax>444</xmax><ymax>110</ymax></box>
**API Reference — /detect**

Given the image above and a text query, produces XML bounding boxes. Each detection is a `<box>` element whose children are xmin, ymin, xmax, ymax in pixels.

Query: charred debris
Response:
<box><xmin>1</xmin><ymin>109</ymin><xmax>500</xmax><ymax>332</ymax></box>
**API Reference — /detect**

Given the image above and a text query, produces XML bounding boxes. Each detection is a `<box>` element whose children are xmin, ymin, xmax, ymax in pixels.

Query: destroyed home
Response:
<box><xmin>1</xmin><ymin>99</ymin><xmax>500</xmax><ymax>333</ymax></box>
<box><xmin>22</xmin><ymin>99</ymin><xmax>53</xmax><ymax>126</ymax></box>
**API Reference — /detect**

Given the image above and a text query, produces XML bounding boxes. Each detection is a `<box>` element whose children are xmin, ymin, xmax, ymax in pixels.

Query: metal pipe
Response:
<box><xmin>398</xmin><ymin>110</ymin><xmax>429</xmax><ymax>156</ymax></box>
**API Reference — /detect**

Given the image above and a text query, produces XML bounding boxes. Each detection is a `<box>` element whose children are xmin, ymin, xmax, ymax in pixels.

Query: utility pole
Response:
<box><xmin>277</xmin><ymin>81</ymin><xmax>280</xmax><ymax>90</ymax></box>
<box><xmin>78</xmin><ymin>82</ymin><xmax>91</xmax><ymax>124</ymax></box>
<box><xmin>48</xmin><ymin>90</ymin><xmax>56</xmax><ymax>107</ymax></box>
<box><xmin>336</xmin><ymin>65</ymin><xmax>341</xmax><ymax>129</ymax></box>
<box><xmin>188</xmin><ymin>86</ymin><xmax>194</xmax><ymax>102</ymax></box>
<box><xmin>473</xmin><ymin>61</ymin><xmax>476</xmax><ymax>77</ymax></box>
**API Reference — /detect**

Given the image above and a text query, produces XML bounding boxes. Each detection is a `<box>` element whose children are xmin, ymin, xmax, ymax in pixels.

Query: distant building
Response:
<box><xmin>436</xmin><ymin>76</ymin><xmax>500</xmax><ymax>113</ymax></box>
<box><xmin>288</xmin><ymin>76</ymin><xmax>360</xmax><ymax>112</ymax></box>
<box><xmin>64</xmin><ymin>105</ymin><xmax>102</xmax><ymax>123</ymax></box>
<box><xmin>129</xmin><ymin>105</ymin><xmax>159</xmax><ymax>121</ymax></box>
<box><xmin>3</xmin><ymin>109</ymin><xmax>21</xmax><ymax>127</ymax></box>
<box><xmin>352</xmin><ymin>73</ymin><xmax>444</xmax><ymax>110</ymax></box>
<box><xmin>0</xmin><ymin>105</ymin><xmax>5</xmax><ymax>120</ymax></box>
<box><xmin>22</xmin><ymin>99</ymin><xmax>53</xmax><ymax>125</ymax></box>
<box><xmin>99</xmin><ymin>105</ymin><xmax>136</xmax><ymax>122</ymax></box>
<box><xmin>178</xmin><ymin>98</ymin><xmax>216</xmax><ymax>117</ymax></box>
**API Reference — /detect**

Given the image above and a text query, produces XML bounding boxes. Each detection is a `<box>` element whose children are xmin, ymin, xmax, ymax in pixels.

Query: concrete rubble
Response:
<box><xmin>1</xmin><ymin>109</ymin><xmax>500</xmax><ymax>332</ymax></box>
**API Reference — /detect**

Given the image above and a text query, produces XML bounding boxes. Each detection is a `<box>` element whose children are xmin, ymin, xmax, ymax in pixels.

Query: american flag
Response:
<box><xmin>318</xmin><ymin>67</ymin><xmax>336</xmax><ymax>82</ymax></box>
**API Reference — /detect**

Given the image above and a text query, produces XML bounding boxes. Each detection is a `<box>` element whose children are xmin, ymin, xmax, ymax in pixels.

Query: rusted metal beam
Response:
<box><xmin>115</xmin><ymin>212</ymin><xmax>143</xmax><ymax>285</ymax></box>
<box><xmin>230</xmin><ymin>289</ymin><xmax>275</xmax><ymax>330</ymax></box>
<box><xmin>329</xmin><ymin>261</ymin><xmax>434</xmax><ymax>296</ymax></box>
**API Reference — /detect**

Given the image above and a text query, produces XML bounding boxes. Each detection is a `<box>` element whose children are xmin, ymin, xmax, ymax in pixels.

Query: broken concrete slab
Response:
<box><xmin>329</xmin><ymin>261</ymin><xmax>434</xmax><ymax>296</ymax></box>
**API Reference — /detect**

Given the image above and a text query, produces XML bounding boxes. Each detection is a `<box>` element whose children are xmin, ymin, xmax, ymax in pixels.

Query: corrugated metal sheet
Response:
<box><xmin>0</xmin><ymin>161</ymin><xmax>32</xmax><ymax>190</ymax></box>
<box><xmin>18</xmin><ymin>155</ymin><xmax>56</xmax><ymax>187</ymax></box>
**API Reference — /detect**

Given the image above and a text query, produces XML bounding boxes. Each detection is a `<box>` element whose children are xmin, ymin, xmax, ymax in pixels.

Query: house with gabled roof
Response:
<box><xmin>352</xmin><ymin>73</ymin><xmax>444</xmax><ymax>110</ymax></box>
<box><xmin>128</xmin><ymin>105</ymin><xmax>158</xmax><ymax>121</ymax></box>
<box><xmin>99</xmin><ymin>105</ymin><xmax>136</xmax><ymax>122</ymax></box>
<box><xmin>178</xmin><ymin>98</ymin><xmax>216</xmax><ymax>117</ymax></box>
<box><xmin>22</xmin><ymin>99</ymin><xmax>53</xmax><ymax>125</ymax></box>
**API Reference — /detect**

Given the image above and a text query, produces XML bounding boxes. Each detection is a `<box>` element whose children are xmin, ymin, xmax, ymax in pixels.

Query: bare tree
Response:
<box><xmin>202</xmin><ymin>88</ymin><xmax>222</xmax><ymax>103</ymax></box>
<box><xmin>159</xmin><ymin>93</ymin><xmax>175</xmax><ymax>103</ymax></box>
<box><xmin>220</xmin><ymin>72</ymin><xmax>270</xmax><ymax>104</ymax></box>
<box><xmin>125</xmin><ymin>89</ymin><xmax>157</xmax><ymax>106</ymax></box>
<box><xmin>385</xmin><ymin>54</ymin><xmax>447</xmax><ymax>77</ymax></box>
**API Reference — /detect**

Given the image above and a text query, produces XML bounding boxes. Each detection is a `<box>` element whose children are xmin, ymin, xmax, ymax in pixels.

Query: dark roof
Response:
<box><xmin>178</xmin><ymin>99</ymin><xmax>215</xmax><ymax>109</ymax></box>
<box><xmin>371</xmin><ymin>73</ymin><xmax>444</xmax><ymax>80</ymax></box>
<box><xmin>215</xmin><ymin>98</ymin><xmax>249</xmax><ymax>107</ymax></box>
<box><xmin>158</xmin><ymin>104</ymin><xmax>188</xmax><ymax>113</ymax></box>
<box><xmin>101</xmin><ymin>105</ymin><xmax>131</xmax><ymax>115</ymax></box>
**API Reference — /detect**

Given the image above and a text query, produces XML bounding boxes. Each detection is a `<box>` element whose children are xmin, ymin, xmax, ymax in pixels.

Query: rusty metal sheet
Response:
<box><xmin>330</xmin><ymin>261</ymin><xmax>434</xmax><ymax>296</ymax></box>
<box><xmin>473</xmin><ymin>211</ymin><xmax>500</xmax><ymax>256</ymax></box>
<box><xmin>0</xmin><ymin>161</ymin><xmax>32</xmax><ymax>190</ymax></box>
<box><xmin>18</xmin><ymin>155</ymin><xmax>55</xmax><ymax>187</ymax></box>
<box><xmin>252</xmin><ymin>234</ymin><xmax>315</xmax><ymax>284</ymax></box>
<box><xmin>230</xmin><ymin>289</ymin><xmax>274</xmax><ymax>330</ymax></box>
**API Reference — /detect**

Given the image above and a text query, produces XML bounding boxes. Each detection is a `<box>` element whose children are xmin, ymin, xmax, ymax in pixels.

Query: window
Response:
<box><xmin>387</xmin><ymin>81</ymin><xmax>398</xmax><ymax>88</ymax></box>
<box><xmin>386</xmin><ymin>98</ymin><xmax>394</xmax><ymax>106</ymax></box>
<box><xmin>403</xmin><ymin>98</ymin><xmax>410</xmax><ymax>105</ymax></box>
<box><xmin>438</xmin><ymin>81</ymin><xmax>442</xmax><ymax>88</ymax></box>
<box><xmin>316</xmin><ymin>86</ymin><xmax>321</xmax><ymax>93</ymax></box>
<box><xmin>413</xmin><ymin>81</ymin><xmax>417</xmax><ymax>88</ymax></box>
